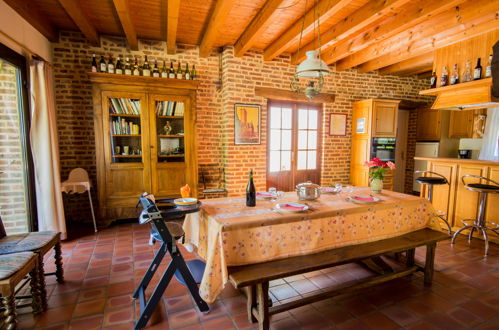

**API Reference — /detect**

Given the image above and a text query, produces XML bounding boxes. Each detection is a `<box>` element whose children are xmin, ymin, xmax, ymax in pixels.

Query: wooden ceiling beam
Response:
<box><xmin>356</xmin><ymin>15</ymin><xmax>499</xmax><ymax>73</ymax></box>
<box><xmin>418</xmin><ymin>71</ymin><xmax>433</xmax><ymax>79</ymax></box>
<box><xmin>58</xmin><ymin>0</ymin><xmax>99</xmax><ymax>46</ymax></box>
<box><xmin>263</xmin><ymin>0</ymin><xmax>351</xmax><ymax>61</ymax></box>
<box><xmin>166</xmin><ymin>0</ymin><xmax>181</xmax><ymax>54</ymax></box>
<box><xmin>323</xmin><ymin>0</ymin><xmax>467</xmax><ymax>65</ymax></box>
<box><xmin>234</xmin><ymin>0</ymin><xmax>285</xmax><ymax>57</ymax></box>
<box><xmin>335</xmin><ymin>0</ymin><xmax>498</xmax><ymax>71</ymax></box>
<box><xmin>400</xmin><ymin>65</ymin><xmax>434</xmax><ymax>76</ymax></box>
<box><xmin>291</xmin><ymin>0</ymin><xmax>412</xmax><ymax>65</ymax></box>
<box><xmin>199</xmin><ymin>0</ymin><xmax>237</xmax><ymax>57</ymax></box>
<box><xmin>3</xmin><ymin>0</ymin><xmax>58</xmax><ymax>42</ymax></box>
<box><xmin>378</xmin><ymin>53</ymin><xmax>433</xmax><ymax>75</ymax></box>
<box><xmin>112</xmin><ymin>0</ymin><xmax>138</xmax><ymax>50</ymax></box>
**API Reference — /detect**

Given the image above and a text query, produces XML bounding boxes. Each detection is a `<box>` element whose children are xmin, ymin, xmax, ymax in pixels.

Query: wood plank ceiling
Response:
<box><xmin>4</xmin><ymin>0</ymin><xmax>499</xmax><ymax>76</ymax></box>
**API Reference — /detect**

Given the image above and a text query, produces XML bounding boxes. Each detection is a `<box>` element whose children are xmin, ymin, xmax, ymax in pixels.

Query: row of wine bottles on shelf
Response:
<box><xmin>112</xmin><ymin>118</ymin><xmax>140</xmax><ymax>135</ymax></box>
<box><xmin>91</xmin><ymin>54</ymin><xmax>196</xmax><ymax>80</ymax></box>
<box><xmin>430</xmin><ymin>55</ymin><xmax>492</xmax><ymax>88</ymax></box>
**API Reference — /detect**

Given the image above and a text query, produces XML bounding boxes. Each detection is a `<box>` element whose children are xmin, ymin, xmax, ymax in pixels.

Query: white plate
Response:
<box><xmin>275</xmin><ymin>202</ymin><xmax>309</xmax><ymax>212</ymax></box>
<box><xmin>174</xmin><ymin>198</ymin><xmax>198</xmax><ymax>206</ymax></box>
<box><xmin>256</xmin><ymin>192</ymin><xmax>274</xmax><ymax>200</ymax></box>
<box><xmin>321</xmin><ymin>186</ymin><xmax>339</xmax><ymax>194</ymax></box>
<box><xmin>348</xmin><ymin>195</ymin><xmax>380</xmax><ymax>204</ymax></box>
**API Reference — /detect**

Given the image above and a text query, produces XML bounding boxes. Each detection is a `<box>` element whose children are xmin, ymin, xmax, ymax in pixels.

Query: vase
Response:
<box><xmin>370</xmin><ymin>178</ymin><xmax>383</xmax><ymax>194</ymax></box>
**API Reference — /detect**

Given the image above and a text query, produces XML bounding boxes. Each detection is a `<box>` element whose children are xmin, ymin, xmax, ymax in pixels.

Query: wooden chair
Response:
<box><xmin>0</xmin><ymin>252</ymin><xmax>44</xmax><ymax>329</ymax></box>
<box><xmin>0</xmin><ymin>217</ymin><xmax>63</xmax><ymax>310</ymax></box>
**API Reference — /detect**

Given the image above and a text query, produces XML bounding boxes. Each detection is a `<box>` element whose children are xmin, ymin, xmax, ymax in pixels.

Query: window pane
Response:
<box><xmin>281</xmin><ymin>151</ymin><xmax>291</xmax><ymax>171</ymax></box>
<box><xmin>281</xmin><ymin>129</ymin><xmax>292</xmax><ymax>150</ymax></box>
<box><xmin>298</xmin><ymin>109</ymin><xmax>308</xmax><ymax>129</ymax></box>
<box><xmin>282</xmin><ymin>108</ymin><xmax>292</xmax><ymax>129</ymax></box>
<box><xmin>307</xmin><ymin>151</ymin><xmax>317</xmax><ymax>169</ymax></box>
<box><xmin>270</xmin><ymin>129</ymin><xmax>281</xmax><ymax>151</ymax></box>
<box><xmin>308</xmin><ymin>131</ymin><xmax>317</xmax><ymax>149</ymax></box>
<box><xmin>270</xmin><ymin>107</ymin><xmax>281</xmax><ymax>129</ymax></box>
<box><xmin>297</xmin><ymin>151</ymin><xmax>307</xmax><ymax>170</ymax></box>
<box><xmin>308</xmin><ymin>110</ymin><xmax>318</xmax><ymax>129</ymax></box>
<box><xmin>298</xmin><ymin>130</ymin><xmax>307</xmax><ymax>149</ymax></box>
<box><xmin>269</xmin><ymin>151</ymin><xmax>280</xmax><ymax>172</ymax></box>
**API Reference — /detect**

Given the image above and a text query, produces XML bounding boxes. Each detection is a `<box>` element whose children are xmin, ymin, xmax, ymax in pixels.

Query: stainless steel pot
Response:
<box><xmin>296</xmin><ymin>181</ymin><xmax>321</xmax><ymax>201</ymax></box>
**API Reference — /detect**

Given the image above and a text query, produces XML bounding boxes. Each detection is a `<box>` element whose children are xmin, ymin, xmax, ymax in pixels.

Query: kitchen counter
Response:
<box><xmin>414</xmin><ymin>157</ymin><xmax>499</xmax><ymax>166</ymax></box>
<box><xmin>417</xmin><ymin>158</ymin><xmax>499</xmax><ymax>243</ymax></box>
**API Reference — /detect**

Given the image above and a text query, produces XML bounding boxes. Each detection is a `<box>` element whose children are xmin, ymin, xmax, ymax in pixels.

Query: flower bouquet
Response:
<box><xmin>364</xmin><ymin>158</ymin><xmax>395</xmax><ymax>193</ymax></box>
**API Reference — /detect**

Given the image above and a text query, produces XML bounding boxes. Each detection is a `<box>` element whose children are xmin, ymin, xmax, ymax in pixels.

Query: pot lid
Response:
<box><xmin>296</xmin><ymin>181</ymin><xmax>320</xmax><ymax>188</ymax></box>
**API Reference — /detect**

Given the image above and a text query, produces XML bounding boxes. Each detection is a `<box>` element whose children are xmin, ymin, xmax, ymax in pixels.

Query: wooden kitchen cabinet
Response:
<box><xmin>448</xmin><ymin>109</ymin><xmax>487</xmax><ymax>139</ymax></box>
<box><xmin>416</xmin><ymin>108</ymin><xmax>441</xmax><ymax>141</ymax></box>
<box><xmin>372</xmin><ymin>100</ymin><xmax>398</xmax><ymax>137</ymax></box>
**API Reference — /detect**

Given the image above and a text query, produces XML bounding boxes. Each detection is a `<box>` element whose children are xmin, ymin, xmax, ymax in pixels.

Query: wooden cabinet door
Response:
<box><xmin>101</xmin><ymin>91</ymin><xmax>151</xmax><ymax>206</ymax></box>
<box><xmin>486</xmin><ymin>167</ymin><xmax>499</xmax><ymax>227</ymax></box>
<box><xmin>149</xmin><ymin>94</ymin><xmax>196</xmax><ymax>198</ymax></box>
<box><xmin>372</xmin><ymin>101</ymin><xmax>398</xmax><ymax>137</ymax></box>
<box><xmin>453</xmin><ymin>164</ymin><xmax>489</xmax><ymax>229</ymax></box>
<box><xmin>448</xmin><ymin>110</ymin><xmax>473</xmax><ymax>138</ymax></box>
<box><xmin>416</xmin><ymin>109</ymin><xmax>441</xmax><ymax>141</ymax></box>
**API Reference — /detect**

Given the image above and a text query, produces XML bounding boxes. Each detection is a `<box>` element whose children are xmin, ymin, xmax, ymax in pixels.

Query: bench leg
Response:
<box><xmin>256</xmin><ymin>282</ymin><xmax>269</xmax><ymax>330</ymax></box>
<box><xmin>244</xmin><ymin>286</ymin><xmax>257</xmax><ymax>323</ymax></box>
<box><xmin>37</xmin><ymin>254</ymin><xmax>48</xmax><ymax>311</ymax></box>
<box><xmin>30</xmin><ymin>259</ymin><xmax>44</xmax><ymax>314</ymax></box>
<box><xmin>1</xmin><ymin>293</ymin><xmax>16</xmax><ymax>330</ymax></box>
<box><xmin>424</xmin><ymin>243</ymin><xmax>436</xmax><ymax>285</ymax></box>
<box><xmin>54</xmin><ymin>242</ymin><xmax>64</xmax><ymax>283</ymax></box>
<box><xmin>406</xmin><ymin>248</ymin><xmax>415</xmax><ymax>267</ymax></box>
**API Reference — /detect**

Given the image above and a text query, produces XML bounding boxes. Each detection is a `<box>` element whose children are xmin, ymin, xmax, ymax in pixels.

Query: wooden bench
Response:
<box><xmin>228</xmin><ymin>228</ymin><xmax>449</xmax><ymax>330</ymax></box>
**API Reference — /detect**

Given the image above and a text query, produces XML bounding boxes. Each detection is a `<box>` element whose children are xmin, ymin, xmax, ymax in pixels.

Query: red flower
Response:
<box><xmin>372</xmin><ymin>158</ymin><xmax>383</xmax><ymax>167</ymax></box>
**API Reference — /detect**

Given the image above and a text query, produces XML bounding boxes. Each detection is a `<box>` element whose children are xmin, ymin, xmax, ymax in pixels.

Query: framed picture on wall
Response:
<box><xmin>234</xmin><ymin>104</ymin><xmax>261</xmax><ymax>145</ymax></box>
<box><xmin>329</xmin><ymin>113</ymin><xmax>347</xmax><ymax>136</ymax></box>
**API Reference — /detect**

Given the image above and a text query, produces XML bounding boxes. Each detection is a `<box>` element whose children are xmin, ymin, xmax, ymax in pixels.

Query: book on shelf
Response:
<box><xmin>111</xmin><ymin>117</ymin><xmax>140</xmax><ymax>135</ymax></box>
<box><xmin>109</xmin><ymin>98</ymin><xmax>140</xmax><ymax>115</ymax></box>
<box><xmin>156</xmin><ymin>101</ymin><xmax>185</xmax><ymax>116</ymax></box>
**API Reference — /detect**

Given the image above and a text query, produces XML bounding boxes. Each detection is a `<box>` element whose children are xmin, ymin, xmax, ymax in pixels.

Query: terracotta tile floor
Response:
<box><xmin>15</xmin><ymin>223</ymin><xmax>499</xmax><ymax>329</ymax></box>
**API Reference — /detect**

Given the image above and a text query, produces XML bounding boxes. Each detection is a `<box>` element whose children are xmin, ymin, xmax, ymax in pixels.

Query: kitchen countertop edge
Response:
<box><xmin>414</xmin><ymin>157</ymin><xmax>499</xmax><ymax>166</ymax></box>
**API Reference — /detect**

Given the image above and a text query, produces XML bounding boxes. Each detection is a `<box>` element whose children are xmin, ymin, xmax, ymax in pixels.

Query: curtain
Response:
<box><xmin>29</xmin><ymin>60</ymin><xmax>67</xmax><ymax>239</ymax></box>
<box><xmin>479</xmin><ymin>108</ymin><xmax>499</xmax><ymax>161</ymax></box>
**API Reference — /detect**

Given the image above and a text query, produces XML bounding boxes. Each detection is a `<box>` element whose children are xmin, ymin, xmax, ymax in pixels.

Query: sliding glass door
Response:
<box><xmin>0</xmin><ymin>43</ymin><xmax>36</xmax><ymax>233</ymax></box>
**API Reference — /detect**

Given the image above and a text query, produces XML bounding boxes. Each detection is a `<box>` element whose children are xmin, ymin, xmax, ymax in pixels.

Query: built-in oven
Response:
<box><xmin>370</xmin><ymin>137</ymin><xmax>396</xmax><ymax>162</ymax></box>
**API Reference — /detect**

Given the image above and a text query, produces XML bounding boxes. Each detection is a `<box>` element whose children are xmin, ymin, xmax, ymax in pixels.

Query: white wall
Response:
<box><xmin>0</xmin><ymin>0</ymin><xmax>52</xmax><ymax>61</ymax></box>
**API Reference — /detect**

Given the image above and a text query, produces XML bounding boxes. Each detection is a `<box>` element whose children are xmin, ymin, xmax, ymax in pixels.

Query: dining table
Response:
<box><xmin>182</xmin><ymin>187</ymin><xmax>440</xmax><ymax>303</ymax></box>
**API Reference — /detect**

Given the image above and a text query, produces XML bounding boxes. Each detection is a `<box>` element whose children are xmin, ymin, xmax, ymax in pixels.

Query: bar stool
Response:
<box><xmin>451</xmin><ymin>175</ymin><xmax>499</xmax><ymax>256</ymax></box>
<box><xmin>415</xmin><ymin>171</ymin><xmax>452</xmax><ymax>234</ymax></box>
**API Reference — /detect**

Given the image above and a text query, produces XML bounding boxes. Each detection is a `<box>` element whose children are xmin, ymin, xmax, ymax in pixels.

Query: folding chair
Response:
<box><xmin>133</xmin><ymin>195</ymin><xmax>209</xmax><ymax>329</ymax></box>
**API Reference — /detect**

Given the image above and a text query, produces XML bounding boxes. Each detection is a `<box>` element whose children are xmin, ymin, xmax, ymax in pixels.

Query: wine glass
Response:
<box><xmin>269</xmin><ymin>187</ymin><xmax>277</xmax><ymax>201</ymax></box>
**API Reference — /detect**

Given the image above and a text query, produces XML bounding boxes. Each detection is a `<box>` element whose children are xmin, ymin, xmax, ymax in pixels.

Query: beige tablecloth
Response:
<box><xmin>183</xmin><ymin>187</ymin><xmax>438</xmax><ymax>303</ymax></box>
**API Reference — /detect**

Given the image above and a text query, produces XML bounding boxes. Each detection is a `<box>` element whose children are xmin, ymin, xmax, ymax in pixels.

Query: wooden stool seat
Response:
<box><xmin>415</xmin><ymin>177</ymin><xmax>447</xmax><ymax>185</ymax></box>
<box><xmin>0</xmin><ymin>252</ymin><xmax>44</xmax><ymax>329</ymax></box>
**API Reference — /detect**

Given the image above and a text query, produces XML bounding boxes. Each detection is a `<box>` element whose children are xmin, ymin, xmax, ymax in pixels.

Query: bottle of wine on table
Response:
<box><xmin>246</xmin><ymin>169</ymin><xmax>256</xmax><ymax>207</ymax></box>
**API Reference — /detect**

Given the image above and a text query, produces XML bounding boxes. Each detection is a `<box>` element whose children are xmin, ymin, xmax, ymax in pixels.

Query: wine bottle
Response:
<box><xmin>91</xmin><ymin>54</ymin><xmax>98</xmax><ymax>72</ymax></box>
<box><xmin>168</xmin><ymin>62</ymin><xmax>175</xmax><ymax>79</ymax></box>
<box><xmin>99</xmin><ymin>55</ymin><xmax>107</xmax><ymax>72</ymax></box>
<box><xmin>430</xmin><ymin>71</ymin><xmax>437</xmax><ymax>88</ymax></box>
<box><xmin>246</xmin><ymin>170</ymin><xmax>256</xmax><ymax>207</ymax></box>
<box><xmin>462</xmin><ymin>61</ymin><xmax>471</xmax><ymax>82</ymax></box>
<box><xmin>124</xmin><ymin>57</ymin><xmax>132</xmax><ymax>75</ymax></box>
<box><xmin>485</xmin><ymin>54</ymin><xmax>492</xmax><ymax>78</ymax></box>
<box><xmin>184</xmin><ymin>63</ymin><xmax>190</xmax><ymax>80</ymax></box>
<box><xmin>176</xmin><ymin>62</ymin><xmax>183</xmax><ymax>79</ymax></box>
<box><xmin>142</xmin><ymin>55</ymin><xmax>151</xmax><ymax>77</ymax></box>
<box><xmin>450</xmin><ymin>64</ymin><xmax>459</xmax><ymax>85</ymax></box>
<box><xmin>107</xmin><ymin>55</ymin><xmax>115</xmax><ymax>74</ymax></box>
<box><xmin>440</xmin><ymin>66</ymin><xmax>448</xmax><ymax>87</ymax></box>
<box><xmin>115</xmin><ymin>56</ymin><xmax>123</xmax><ymax>74</ymax></box>
<box><xmin>161</xmin><ymin>61</ymin><xmax>168</xmax><ymax>78</ymax></box>
<box><xmin>191</xmin><ymin>65</ymin><xmax>196</xmax><ymax>80</ymax></box>
<box><xmin>133</xmin><ymin>58</ymin><xmax>140</xmax><ymax>76</ymax></box>
<box><xmin>152</xmin><ymin>60</ymin><xmax>160</xmax><ymax>77</ymax></box>
<box><xmin>473</xmin><ymin>58</ymin><xmax>482</xmax><ymax>80</ymax></box>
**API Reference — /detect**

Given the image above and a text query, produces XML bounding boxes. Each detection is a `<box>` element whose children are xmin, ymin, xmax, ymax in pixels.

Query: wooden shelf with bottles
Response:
<box><xmin>419</xmin><ymin>78</ymin><xmax>492</xmax><ymax>95</ymax></box>
<box><xmin>90</xmin><ymin>73</ymin><xmax>198</xmax><ymax>220</ymax></box>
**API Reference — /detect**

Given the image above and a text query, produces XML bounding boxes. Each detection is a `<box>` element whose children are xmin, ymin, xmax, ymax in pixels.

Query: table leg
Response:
<box><xmin>406</xmin><ymin>248</ymin><xmax>415</xmax><ymax>268</ymax></box>
<box><xmin>244</xmin><ymin>286</ymin><xmax>257</xmax><ymax>323</ymax></box>
<box><xmin>256</xmin><ymin>282</ymin><xmax>269</xmax><ymax>330</ymax></box>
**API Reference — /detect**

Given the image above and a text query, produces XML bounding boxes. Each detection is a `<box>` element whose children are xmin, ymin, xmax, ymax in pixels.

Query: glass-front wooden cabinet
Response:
<box><xmin>90</xmin><ymin>73</ymin><xmax>198</xmax><ymax>220</ymax></box>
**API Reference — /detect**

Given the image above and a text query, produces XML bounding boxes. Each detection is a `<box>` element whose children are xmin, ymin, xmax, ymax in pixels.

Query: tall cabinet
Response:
<box><xmin>89</xmin><ymin>73</ymin><xmax>198</xmax><ymax>219</ymax></box>
<box><xmin>350</xmin><ymin>99</ymin><xmax>400</xmax><ymax>190</ymax></box>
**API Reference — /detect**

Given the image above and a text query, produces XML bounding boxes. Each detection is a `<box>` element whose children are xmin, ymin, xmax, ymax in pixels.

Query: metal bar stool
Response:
<box><xmin>451</xmin><ymin>175</ymin><xmax>499</xmax><ymax>256</ymax></box>
<box><xmin>415</xmin><ymin>171</ymin><xmax>452</xmax><ymax>235</ymax></box>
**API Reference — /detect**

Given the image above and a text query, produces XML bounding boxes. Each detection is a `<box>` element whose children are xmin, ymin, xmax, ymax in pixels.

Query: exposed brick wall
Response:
<box><xmin>51</xmin><ymin>32</ymin><xmax>432</xmax><ymax>224</ymax></box>
<box><xmin>0</xmin><ymin>61</ymin><xmax>29</xmax><ymax>234</ymax></box>
<box><xmin>405</xmin><ymin>109</ymin><xmax>419</xmax><ymax>194</ymax></box>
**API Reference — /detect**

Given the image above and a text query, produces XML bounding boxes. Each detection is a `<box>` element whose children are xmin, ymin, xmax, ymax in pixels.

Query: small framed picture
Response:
<box><xmin>329</xmin><ymin>113</ymin><xmax>347</xmax><ymax>136</ymax></box>
<box><xmin>234</xmin><ymin>104</ymin><xmax>261</xmax><ymax>145</ymax></box>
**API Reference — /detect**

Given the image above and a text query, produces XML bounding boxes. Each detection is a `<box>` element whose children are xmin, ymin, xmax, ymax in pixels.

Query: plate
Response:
<box><xmin>275</xmin><ymin>202</ymin><xmax>309</xmax><ymax>212</ymax></box>
<box><xmin>348</xmin><ymin>195</ymin><xmax>380</xmax><ymax>204</ymax></box>
<box><xmin>321</xmin><ymin>186</ymin><xmax>339</xmax><ymax>194</ymax></box>
<box><xmin>256</xmin><ymin>192</ymin><xmax>274</xmax><ymax>200</ymax></box>
<box><xmin>173</xmin><ymin>198</ymin><xmax>198</xmax><ymax>206</ymax></box>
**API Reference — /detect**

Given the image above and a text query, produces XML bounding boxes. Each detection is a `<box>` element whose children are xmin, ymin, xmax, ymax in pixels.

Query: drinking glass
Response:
<box><xmin>334</xmin><ymin>183</ymin><xmax>342</xmax><ymax>193</ymax></box>
<box><xmin>269</xmin><ymin>187</ymin><xmax>277</xmax><ymax>201</ymax></box>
